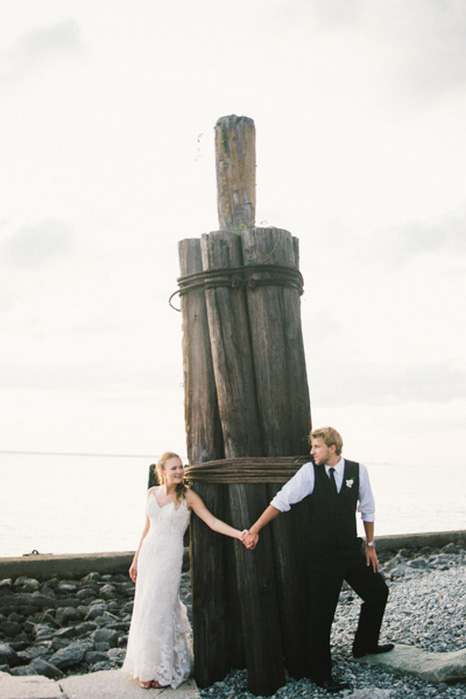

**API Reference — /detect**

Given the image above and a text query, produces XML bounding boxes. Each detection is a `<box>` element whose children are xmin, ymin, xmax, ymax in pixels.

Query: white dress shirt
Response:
<box><xmin>270</xmin><ymin>457</ymin><xmax>376</xmax><ymax>522</ymax></box>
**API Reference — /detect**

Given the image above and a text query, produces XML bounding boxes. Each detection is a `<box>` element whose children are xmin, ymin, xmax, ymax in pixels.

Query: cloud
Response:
<box><xmin>390</xmin><ymin>0</ymin><xmax>466</xmax><ymax>97</ymax></box>
<box><xmin>272</xmin><ymin>0</ymin><xmax>466</xmax><ymax>98</ymax></box>
<box><xmin>311</xmin><ymin>356</ymin><xmax>466</xmax><ymax>407</ymax></box>
<box><xmin>1</xmin><ymin>220</ymin><xmax>74</xmax><ymax>269</ymax></box>
<box><xmin>16</xmin><ymin>19</ymin><xmax>82</xmax><ymax>57</ymax></box>
<box><xmin>372</xmin><ymin>212</ymin><xmax>466</xmax><ymax>268</ymax></box>
<box><xmin>0</xmin><ymin>361</ymin><xmax>182</xmax><ymax>395</ymax></box>
<box><xmin>1</xmin><ymin>19</ymin><xmax>83</xmax><ymax>82</ymax></box>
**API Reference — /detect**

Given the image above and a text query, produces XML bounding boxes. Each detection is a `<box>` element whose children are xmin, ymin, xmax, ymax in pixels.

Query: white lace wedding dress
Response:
<box><xmin>122</xmin><ymin>492</ymin><xmax>192</xmax><ymax>688</ymax></box>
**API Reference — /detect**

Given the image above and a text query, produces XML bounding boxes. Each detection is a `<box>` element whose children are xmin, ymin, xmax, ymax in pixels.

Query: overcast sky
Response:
<box><xmin>1</xmin><ymin>0</ymin><xmax>465</xmax><ymax>467</ymax></box>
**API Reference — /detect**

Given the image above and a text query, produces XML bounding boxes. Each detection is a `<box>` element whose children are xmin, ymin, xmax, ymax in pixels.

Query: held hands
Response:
<box><xmin>240</xmin><ymin>529</ymin><xmax>259</xmax><ymax>550</ymax></box>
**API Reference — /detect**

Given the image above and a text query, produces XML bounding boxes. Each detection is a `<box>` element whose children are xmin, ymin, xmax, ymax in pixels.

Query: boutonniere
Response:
<box><xmin>346</xmin><ymin>479</ymin><xmax>354</xmax><ymax>489</ymax></box>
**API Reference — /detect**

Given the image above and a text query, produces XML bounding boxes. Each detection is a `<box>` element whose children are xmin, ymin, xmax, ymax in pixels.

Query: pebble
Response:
<box><xmin>1</xmin><ymin>546</ymin><xmax>465</xmax><ymax>698</ymax></box>
<box><xmin>199</xmin><ymin>545</ymin><xmax>466</xmax><ymax>699</ymax></box>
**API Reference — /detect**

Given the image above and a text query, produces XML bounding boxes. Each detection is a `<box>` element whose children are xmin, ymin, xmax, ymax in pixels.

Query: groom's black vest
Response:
<box><xmin>308</xmin><ymin>460</ymin><xmax>360</xmax><ymax>552</ymax></box>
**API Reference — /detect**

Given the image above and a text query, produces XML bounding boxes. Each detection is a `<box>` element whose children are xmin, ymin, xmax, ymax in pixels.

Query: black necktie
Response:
<box><xmin>329</xmin><ymin>467</ymin><xmax>338</xmax><ymax>494</ymax></box>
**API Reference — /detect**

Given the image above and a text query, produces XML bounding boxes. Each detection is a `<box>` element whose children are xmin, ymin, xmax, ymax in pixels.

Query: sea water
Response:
<box><xmin>0</xmin><ymin>452</ymin><xmax>465</xmax><ymax>558</ymax></box>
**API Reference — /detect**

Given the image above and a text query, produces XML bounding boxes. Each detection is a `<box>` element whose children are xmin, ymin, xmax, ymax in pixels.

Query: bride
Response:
<box><xmin>122</xmin><ymin>451</ymin><xmax>247</xmax><ymax>689</ymax></box>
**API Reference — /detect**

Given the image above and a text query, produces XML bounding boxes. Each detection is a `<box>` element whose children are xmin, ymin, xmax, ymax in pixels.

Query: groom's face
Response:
<box><xmin>310</xmin><ymin>437</ymin><xmax>335</xmax><ymax>466</ymax></box>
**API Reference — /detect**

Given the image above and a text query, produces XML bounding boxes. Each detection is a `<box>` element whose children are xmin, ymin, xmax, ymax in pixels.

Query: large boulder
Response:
<box><xmin>354</xmin><ymin>643</ymin><xmax>466</xmax><ymax>683</ymax></box>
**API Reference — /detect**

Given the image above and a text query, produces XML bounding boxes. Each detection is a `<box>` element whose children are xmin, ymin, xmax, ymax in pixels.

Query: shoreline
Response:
<box><xmin>1</xmin><ymin>533</ymin><xmax>465</xmax><ymax>698</ymax></box>
<box><xmin>1</xmin><ymin>529</ymin><xmax>465</xmax><ymax>581</ymax></box>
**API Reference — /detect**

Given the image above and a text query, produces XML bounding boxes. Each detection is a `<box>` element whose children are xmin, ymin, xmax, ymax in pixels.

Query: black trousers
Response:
<box><xmin>306</xmin><ymin>545</ymin><xmax>389</xmax><ymax>681</ymax></box>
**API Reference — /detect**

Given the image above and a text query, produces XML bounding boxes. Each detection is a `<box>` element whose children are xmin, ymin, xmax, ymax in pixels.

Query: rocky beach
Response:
<box><xmin>1</xmin><ymin>541</ymin><xmax>465</xmax><ymax>698</ymax></box>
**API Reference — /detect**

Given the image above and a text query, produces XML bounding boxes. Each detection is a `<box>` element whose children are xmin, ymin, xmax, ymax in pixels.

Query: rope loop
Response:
<box><xmin>169</xmin><ymin>263</ymin><xmax>304</xmax><ymax>311</ymax></box>
<box><xmin>184</xmin><ymin>456</ymin><xmax>311</xmax><ymax>484</ymax></box>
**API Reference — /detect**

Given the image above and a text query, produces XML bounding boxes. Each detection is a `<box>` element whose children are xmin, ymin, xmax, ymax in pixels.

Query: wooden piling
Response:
<box><xmin>178</xmin><ymin>239</ymin><xmax>229</xmax><ymax>686</ymax></box>
<box><xmin>178</xmin><ymin>115</ymin><xmax>312</xmax><ymax>695</ymax></box>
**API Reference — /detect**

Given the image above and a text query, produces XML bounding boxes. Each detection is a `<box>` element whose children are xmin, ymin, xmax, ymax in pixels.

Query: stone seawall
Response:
<box><xmin>1</xmin><ymin>530</ymin><xmax>465</xmax><ymax>581</ymax></box>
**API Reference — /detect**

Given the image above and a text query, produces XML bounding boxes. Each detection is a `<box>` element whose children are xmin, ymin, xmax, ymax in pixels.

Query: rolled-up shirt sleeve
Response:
<box><xmin>358</xmin><ymin>463</ymin><xmax>376</xmax><ymax>522</ymax></box>
<box><xmin>270</xmin><ymin>461</ymin><xmax>315</xmax><ymax>512</ymax></box>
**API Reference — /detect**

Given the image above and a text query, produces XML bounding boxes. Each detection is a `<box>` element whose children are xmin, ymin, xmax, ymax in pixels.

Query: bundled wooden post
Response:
<box><xmin>177</xmin><ymin>115</ymin><xmax>312</xmax><ymax>695</ymax></box>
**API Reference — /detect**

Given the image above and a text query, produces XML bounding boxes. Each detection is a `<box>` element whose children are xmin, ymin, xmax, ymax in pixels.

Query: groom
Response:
<box><xmin>244</xmin><ymin>426</ymin><xmax>393</xmax><ymax>693</ymax></box>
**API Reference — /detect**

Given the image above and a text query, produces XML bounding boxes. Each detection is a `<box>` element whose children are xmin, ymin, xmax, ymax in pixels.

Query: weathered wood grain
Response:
<box><xmin>200</xmin><ymin>230</ymin><xmax>286</xmax><ymax>694</ymax></box>
<box><xmin>179</xmin><ymin>238</ymin><xmax>229</xmax><ymax>686</ymax></box>
<box><xmin>215</xmin><ymin>116</ymin><xmax>256</xmax><ymax>231</ymax></box>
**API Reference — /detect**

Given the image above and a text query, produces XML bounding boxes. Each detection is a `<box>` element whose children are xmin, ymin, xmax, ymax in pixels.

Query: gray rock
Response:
<box><xmin>107</xmin><ymin>648</ymin><xmax>125</xmax><ymax>662</ymax></box>
<box><xmin>90</xmin><ymin>661</ymin><xmax>113</xmax><ymax>672</ymax></box>
<box><xmin>407</xmin><ymin>557</ymin><xmax>430</xmax><ymax>569</ymax></box>
<box><xmin>74</xmin><ymin>621</ymin><xmax>98</xmax><ymax>636</ymax></box>
<box><xmin>33</xmin><ymin>623</ymin><xmax>55</xmax><ymax>641</ymax></box>
<box><xmin>30</xmin><ymin>657</ymin><xmax>64</xmax><ymax>679</ymax></box>
<box><xmin>99</xmin><ymin>584</ymin><xmax>117</xmax><ymax>600</ymax></box>
<box><xmin>0</xmin><ymin>620</ymin><xmax>22</xmax><ymax>637</ymax></box>
<box><xmin>84</xmin><ymin>650</ymin><xmax>109</xmax><ymax>664</ymax></box>
<box><xmin>10</xmin><ymin>665</ymin><xmax>39</xmax><ymax>676</ymax></box>
<box><xmin>354</xmin><ymin>643</ymin><xmax>466</xmax><ymax>683</ymax></box>
<box><xmin>85</xmin><ymin>603</ymin><xmax>107</xmax><ymax>620</ymax></box>
<box><xmin>442</xmin><ymin>543</ymin><xmax>459</xmax><ymax>554</ymax></box>
<box><xmin>0</xmin><ymin>642</ymin><xmax>20</xmax><ymax>667</ymax></box>
<box><xmin>388</xmin><ymin>564</ymin><xmax>407</xmax><ymax>579</ymax></box>
<box><xmin>17</xmin><ymin>645</ymin><xmax>50</xmax><ymax>662</ymax></box>
<box><xmin>20</xmin><ymin>579</ymin><xmax>41</xmax><ymax>593</ymax></box>
<box><xmin>81</xmin><ymin>572</ymin><xmax>101</xmax><ymax>584</ymax></box>
<box><xmin>40</xmin><ymin>585</ymin><xmax>57</xmax><ymax>598</ymax></box>
<box><xmin>55</xmin><ymin>606</ymin><xmax>83</xmax><ymax>625</ymax></box>
<box><xmin>53</xmin><ymin>625</ymin><xmax>78</xmax><ymax>639</ymax></box>
<box><xmin>49</xmin><ymin>642</ymin><xmax>86</xmax><ymax>669</ymax></box>
<box><xmin>347</xmin><ymin>690</ymin><xmax>393</xmax><ymax>698</ymax></box>
<box><xmin>92</xmin><ymin>628</ymin><xmax>119</xmax><ymax>647</ymax></box>
<box><xmin>50</xmin><ymin>637</ymin><xmax>72</xmax><ymax>651</ymax></box>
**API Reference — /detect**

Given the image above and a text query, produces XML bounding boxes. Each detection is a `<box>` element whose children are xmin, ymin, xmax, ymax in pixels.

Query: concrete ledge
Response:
<box><xmin>0</xmin><ymin>552</ymin><xmax>135</xmax><ymax>581</ymax></box>
<box><xmin>374</xmin><ymin>530</ymin><xmax>466</xmax><ymax>554</ymax></box>
<box><xmin>0</xmin><ymin>549</ymin><xmax>191</xmax><ymax>581</ymax></box>
<box><xmin>0</xmin><ymin>530</ymin><xmax>464</xmax><ymax>581</ymax></box>
<box><xmin>0</xmin><ymin>670</ymin><xmax>200</xmax><ymax>699</ymax></box>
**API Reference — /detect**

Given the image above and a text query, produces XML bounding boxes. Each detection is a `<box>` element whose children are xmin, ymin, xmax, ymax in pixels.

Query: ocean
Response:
<box><xmin>0</xmin><ymin>452</ymin><xmax>465</xmax><ymax>558</ymax></box>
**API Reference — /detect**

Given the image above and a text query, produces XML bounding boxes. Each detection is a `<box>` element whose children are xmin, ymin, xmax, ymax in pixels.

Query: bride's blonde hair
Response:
<box><xmin>154</xmin><ymin>451</ymin><xmax>188</xmax><ymax>509</ymax></box>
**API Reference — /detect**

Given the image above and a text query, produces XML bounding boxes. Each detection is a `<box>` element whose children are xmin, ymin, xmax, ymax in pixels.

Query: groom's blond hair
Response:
<box><xmin>310</xmin><ymin>427</ymin><xmax>344</xmax><ymax>455</ymax></box>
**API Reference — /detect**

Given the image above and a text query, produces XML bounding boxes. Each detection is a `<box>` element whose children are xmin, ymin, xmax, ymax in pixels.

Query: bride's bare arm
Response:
<box><xmin>186</xmin><ymin>490</ymin><xmax>247</xmax><ymax>541</ymax></box>
<box><xmin>129</xmin><ymin>491</ymin><xmax>153</xmax><ymax>582</ymax></box>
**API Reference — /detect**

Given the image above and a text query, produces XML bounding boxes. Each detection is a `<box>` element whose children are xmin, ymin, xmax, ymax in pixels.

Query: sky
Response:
<box><xmin>1</xmin><ymin>0</ymin><xmax>465</xmax><ymax>468</ymax></box>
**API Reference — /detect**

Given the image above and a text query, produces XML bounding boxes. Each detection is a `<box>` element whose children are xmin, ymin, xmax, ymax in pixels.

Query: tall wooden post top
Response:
<box><xmin>215</xmin><ymin>115</ymin><xmax>256</xmax><ymax>231</ymax></box>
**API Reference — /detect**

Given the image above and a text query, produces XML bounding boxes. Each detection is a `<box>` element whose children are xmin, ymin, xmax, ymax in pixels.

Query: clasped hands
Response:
<box><xmin>240</xmin><ymin>530</ymin><xmax>259</xmax><ymax>549</ymax></box>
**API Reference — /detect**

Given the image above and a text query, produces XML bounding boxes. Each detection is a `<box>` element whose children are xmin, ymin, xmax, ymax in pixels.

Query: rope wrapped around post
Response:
<box><xmin>169</xmin><ymin>263</ymin><xmax>304</xmax><ymax>311</ymax></box>
<box><xmin>185</xmin><ymin>456</ymin><xmax>311</xmax><ymax>484</ymax></box>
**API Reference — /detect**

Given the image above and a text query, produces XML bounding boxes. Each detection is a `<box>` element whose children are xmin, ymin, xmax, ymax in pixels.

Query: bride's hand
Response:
<box><xmin>129</xmin><ymin>560</ymin><xmax>138</xmax><ymax>583</ymax></box>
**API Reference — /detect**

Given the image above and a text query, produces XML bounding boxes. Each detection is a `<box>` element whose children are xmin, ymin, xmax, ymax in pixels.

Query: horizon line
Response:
<box><xmin>0</xmin><ymin>450</ymin><xmax>156</xmax><ymax>459</ymax></box>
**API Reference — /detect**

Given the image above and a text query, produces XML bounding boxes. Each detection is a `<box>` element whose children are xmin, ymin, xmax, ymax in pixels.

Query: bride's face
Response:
<box><xmin>163</xmin><ymin>456</ymin><xmax>184</xmax><ymax>486</ymax></box>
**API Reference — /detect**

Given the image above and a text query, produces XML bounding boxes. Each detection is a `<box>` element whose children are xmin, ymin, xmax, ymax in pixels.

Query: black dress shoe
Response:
<box><xmin>314</xmin><ymin>677</ymin><xmax>351</xmax><ymax>693</ymax></box>
<box><xmin>352</xmin><ymin>643</ymin><xmax>395</xmax><ymax>658</ymax></box>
